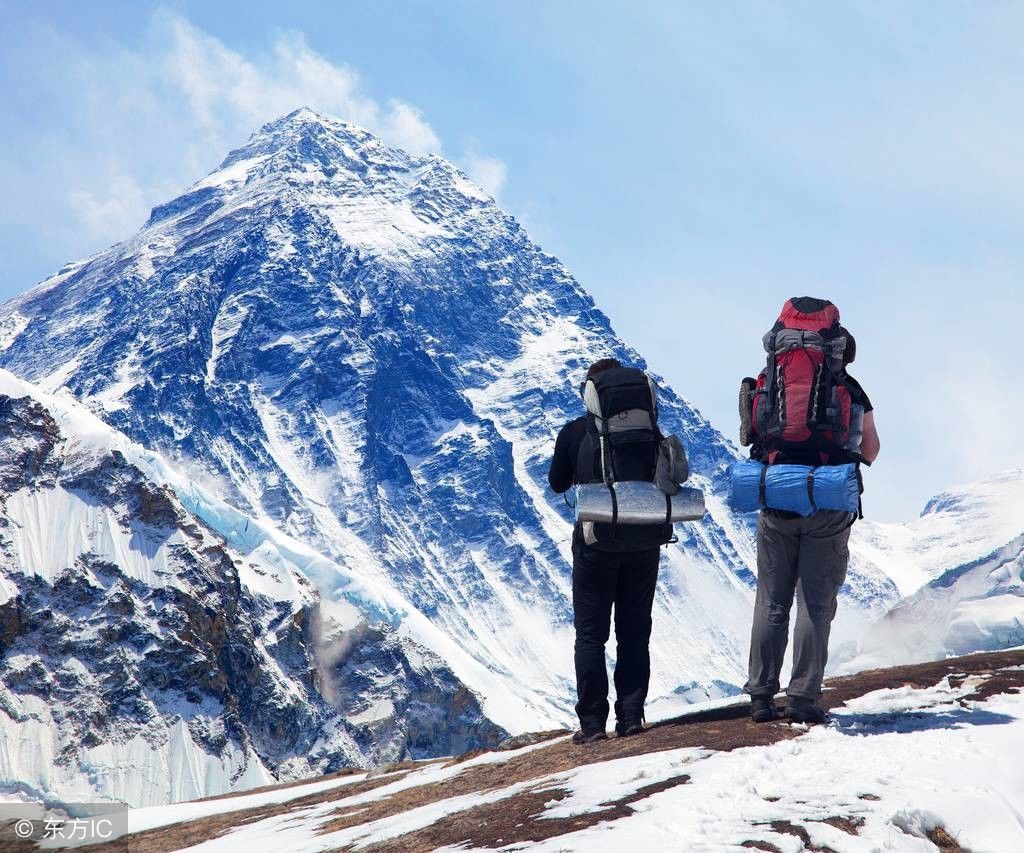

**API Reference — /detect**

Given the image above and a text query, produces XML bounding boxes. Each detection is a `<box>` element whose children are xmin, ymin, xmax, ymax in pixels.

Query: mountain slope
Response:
<box><xmin>850</xmin><ymin>534</ymin><xmax>1024</xmax><ymax>672</ymax></box>
<box><xmin>841</xmin><ymin>468</ymin><xmax>1024</xmax><ymax>672</ymax></box>
<box><xmin>0</xmin><ymin>370</ymin><xmax>501</xmax><ymax>808</ymax></box>
<box><xmin>860</xmin><ymin>532</ymin><xmax>1019</xmax><ymax>663</ymax></box>
<box><xmin>0</xmin><ymin>108</ymin><xmax>899</xmax><ymax>732</ymax></box>
<box><xmin>852</xmin><ymin>467</ymin><xmax>1024</xmax><ymax>597</ymax></box>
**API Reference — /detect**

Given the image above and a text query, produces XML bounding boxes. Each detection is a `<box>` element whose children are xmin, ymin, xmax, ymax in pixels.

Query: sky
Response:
<box><xmin>2</xmin><ymin>1</ymin><xmax>1023</xmax><ymax>521</ymax></box>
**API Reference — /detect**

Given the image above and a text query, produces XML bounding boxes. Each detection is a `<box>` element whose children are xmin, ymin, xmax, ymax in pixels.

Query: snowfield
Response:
<box><xmin>531</xmin><ymin>679</ymin><xmax>1024</xmax><ymax>852</ymax></box>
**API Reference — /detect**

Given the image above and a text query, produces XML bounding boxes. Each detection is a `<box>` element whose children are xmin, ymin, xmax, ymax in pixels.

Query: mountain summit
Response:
<box><xmin>0</xmin><ymin>109</ymin><xmax>898</xmax><ymax>739</ymax></box>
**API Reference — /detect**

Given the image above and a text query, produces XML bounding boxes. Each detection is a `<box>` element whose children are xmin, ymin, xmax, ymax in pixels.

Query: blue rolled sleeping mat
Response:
<box><xmin>729</xmin><ymin>460</ymin><xmax>859</xmax><ymax>516</ymax></box>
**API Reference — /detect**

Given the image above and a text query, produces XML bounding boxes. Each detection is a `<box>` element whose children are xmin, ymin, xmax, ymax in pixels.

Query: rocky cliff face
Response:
<box><xmin>0</xmin><ymin>373</ymin><xmax>502</xmax><ymax>808</ymax></box>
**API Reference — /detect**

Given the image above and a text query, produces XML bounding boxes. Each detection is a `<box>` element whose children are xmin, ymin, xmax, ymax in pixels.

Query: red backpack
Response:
<box><xmin>742</xmin><ymin>297</ymin><xmax>857</xmax><ymax>465</ymax></box>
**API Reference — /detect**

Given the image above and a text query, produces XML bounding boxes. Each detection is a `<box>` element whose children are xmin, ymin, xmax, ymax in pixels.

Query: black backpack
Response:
<box><xmin>575</xmin><ymin>367</ymin><xmax>674</xmax><ymax>551</ymax></box>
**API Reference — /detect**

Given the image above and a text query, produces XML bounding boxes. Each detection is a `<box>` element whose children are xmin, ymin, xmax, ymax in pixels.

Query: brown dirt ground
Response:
<box><xmin>27</xmin><ymin>648</ymin><xmax>1023</xmax><ymax>852</ymax></box>
<box><xmin>927</xmin><ymin>825</ymin><xmax>969</xmax><ymax>852</ymax></box>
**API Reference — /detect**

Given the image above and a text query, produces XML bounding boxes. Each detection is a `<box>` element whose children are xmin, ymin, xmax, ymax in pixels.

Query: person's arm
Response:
<box><xmin>843</xmin><ymin>372</ymin><xmax>879</xmax><ymax>463</ymax></box>
<box><xmin>861</xmin><ymin>410</ymin><xmax>880</xmax><ymax>463</ymax></box>
<box><xmin>548</xmin><ymin>422</ymin><xmax>577</xmax><ymax>494</ymax></box>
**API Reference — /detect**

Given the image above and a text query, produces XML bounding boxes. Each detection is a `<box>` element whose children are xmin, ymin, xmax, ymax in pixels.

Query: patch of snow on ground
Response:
<box><xmin>121</xmin><ymin>738</ymin><xmax>563</xmax><ymax>852</ymax></box>
<box><xmin>37</xmin><ymin>768</ymin><xmax>386</xmax><ymax>848</ymax></box>
<box><xmin>514</xmin><ymin>676</ymin><xmax>1024</xmax><ymax>852</ymax></box>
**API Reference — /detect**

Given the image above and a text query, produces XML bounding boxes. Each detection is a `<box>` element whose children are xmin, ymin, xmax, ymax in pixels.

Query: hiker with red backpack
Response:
<box><xmin>548</xmin><ymin>358</ymin><xmax>691</xmax><ymax>744</ymax></box>
<box><xmin>735</xmin><ymin>297</ymin><xmax>880</xmax><ymax>724</ymax></box>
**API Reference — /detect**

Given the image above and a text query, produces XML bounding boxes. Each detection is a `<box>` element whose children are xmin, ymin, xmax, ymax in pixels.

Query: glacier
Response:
<box><xmin>0</xmin><ymin>370</ymin><xmax>502</xmax><ymax>808</ymax></box>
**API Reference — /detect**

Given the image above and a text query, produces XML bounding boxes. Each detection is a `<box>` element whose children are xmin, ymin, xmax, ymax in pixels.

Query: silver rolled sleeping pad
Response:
<box><xmin>575</xmin><ymin>481</ymin><xmax>706</xmax><ymax>524</ymax></box>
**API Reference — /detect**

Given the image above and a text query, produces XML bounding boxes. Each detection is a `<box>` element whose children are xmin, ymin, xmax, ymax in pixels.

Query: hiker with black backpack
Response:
<box><xmin>736</xmin><ymin>297</ymin><xmax>880</xmax><ymax>724</ymax></box>
<box><xmin>548</xmin><ymin>358</ymin><xmax>690</xmax><ymax>744</ymax></box>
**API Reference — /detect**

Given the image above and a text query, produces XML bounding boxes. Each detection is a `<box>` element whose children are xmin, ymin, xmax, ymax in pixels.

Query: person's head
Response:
<box><xmin>586</xmin><ymin>357</ymin><xmax>621</xmax><ymax>382</ymax></box>
<box><xmin>579</xmin><ymin>357</ymin><xmax>621</xmax><ymax>397</ymax></box>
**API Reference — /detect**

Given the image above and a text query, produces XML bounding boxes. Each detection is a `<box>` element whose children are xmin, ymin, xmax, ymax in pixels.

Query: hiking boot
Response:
<box><xmin>571</xmin><ymin>729</ymin><xmax>609</xmax><ymax>745</ymax></box>
<box><xmin>615</xmin><ymin>719</ymin><xmax>644</xmax><ymax>738</ymax></box>
<box><xmin>785</xmin><ymin>696</ymin><xmax>828</xmax><ymax>725</ymax></box>
<box><xmin>750</xmin><ymin>696</ymin><xmax>778</xmax><ymax>723</ymax></box>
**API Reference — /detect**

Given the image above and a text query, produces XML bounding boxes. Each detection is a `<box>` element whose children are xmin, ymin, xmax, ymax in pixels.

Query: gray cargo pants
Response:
<box><xmin>744</xmin><ymin>509</ymin><xmax>853</xmax><ymax>700</ymax></box>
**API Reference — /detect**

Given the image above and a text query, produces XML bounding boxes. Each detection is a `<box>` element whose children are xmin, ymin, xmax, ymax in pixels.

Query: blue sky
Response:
<box><xmin>2</xmin><ymin>1</ymin><xmax>1023</xmax><ymax>521</ymax></box>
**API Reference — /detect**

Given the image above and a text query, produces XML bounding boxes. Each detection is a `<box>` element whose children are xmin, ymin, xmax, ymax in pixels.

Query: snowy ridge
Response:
<box><xmin>851</xmin><ymin>467</ymin><xmax>1024</xmax><ymax>597</ymax></box>
<box><xmin>842</xmin><ymin>467</ymin><xmax>1024</xmax><ymax>671</ymax></box>
<box><xmin>847</xmin><ymin>533</ymin><xmax>1024</xmax><ymax>672</ymax></box>
<box><xmin>0</xmin><ymin>371</ymin><xmax>313</xmax><ymax>610</ymax></box>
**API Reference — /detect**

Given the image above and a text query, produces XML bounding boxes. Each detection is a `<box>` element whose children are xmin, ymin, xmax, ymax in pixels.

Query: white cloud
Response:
<box><xmin>461</xmin><ymin>148</ymin><xmax>508</xmax><ymax>198</ymax></box>
<box><xmin>0</xmin><ymin>10</ymin><xmax>504</xmax><ymax>266</ymax></box>
<box><xmin>377</xmin><ymin>100</ymin><xmax>442</xmax><ymax>156</ymax></box>
<box><xmin>67</xmin><ymin>172</ymin><xmax>149</xmax><ymax>241</ymax></box>
<box><xmin>158</xmin><ymin>13</ymin><xmax>441</xmax><ymax>157</ymax></box>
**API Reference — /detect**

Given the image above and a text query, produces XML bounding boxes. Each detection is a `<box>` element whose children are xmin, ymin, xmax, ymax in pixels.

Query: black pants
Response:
<box><xmin>572</xmin><ymin>538</ymin><xmax>660</xmax><ymax>733</ymax></box>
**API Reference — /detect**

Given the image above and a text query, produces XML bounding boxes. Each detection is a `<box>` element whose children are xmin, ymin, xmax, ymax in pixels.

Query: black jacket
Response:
<box><xmin>548</xmin><ymin>416</ymin><xmax>588</xmax><ymax>494</ymax></box>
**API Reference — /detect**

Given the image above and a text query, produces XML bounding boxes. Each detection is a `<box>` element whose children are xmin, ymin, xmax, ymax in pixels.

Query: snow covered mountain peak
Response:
<box><xmin>851</xmin><ymin>466</ymin><xmax>1024</xmax><ymax>598</ymax></box>
<box><xmin>0</xmin><ymin>109</ymin><xmax>900</xmax><ymax>742</ymax></box>
<box><xmin>920</xmin><ymin>466</ymin><xmax>1024</xmax><ymax>518</ymax></box>
<box><xmin>251</xmin><ymin>105</ymin><xmax>380</xmax><ymax>145</ymax></box>
<box><xmin>203</xmin><ymin>105</ymin><xmax>437</xmax><ymax>191</ymax></box>
<box><xmin>144</xmin><ymin>105</ymin><xmax>493</xmax><ymax>264</ymax></box>
<box><xmin>202</xmin><ymin>105</ymin><xmax>426</xmax><ymax>183</ymax></box>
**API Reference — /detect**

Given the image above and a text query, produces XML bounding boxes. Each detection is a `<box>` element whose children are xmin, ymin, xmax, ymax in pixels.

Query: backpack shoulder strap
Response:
<box><xmin>576</xmin><ymin>417</ymin><xmax>597</xmax><ymax>484</ymax></box>
<box><xmin>576</xmin><ymin>414</ymin><xmax>615</xmax><ymax>485</ymax></box>
<box><xmin>646</xmin><ymin>373</ymin><xmax>659</xmax><ymax>423</ymax></box>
